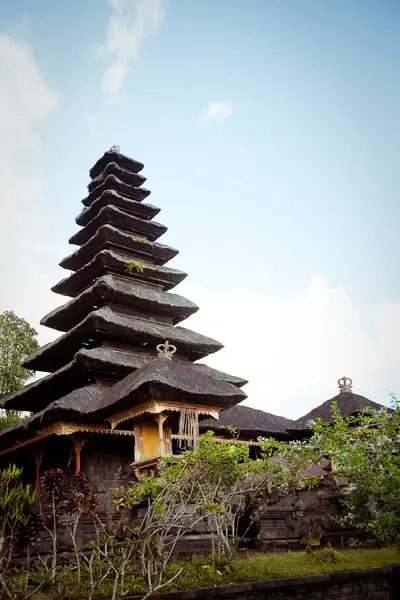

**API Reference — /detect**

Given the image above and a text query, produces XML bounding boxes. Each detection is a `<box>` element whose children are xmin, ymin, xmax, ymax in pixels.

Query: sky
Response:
<box><xmin>0</xmin><ymin>0</ymin><xmax>399</xmax><ymax>419</ymax></box>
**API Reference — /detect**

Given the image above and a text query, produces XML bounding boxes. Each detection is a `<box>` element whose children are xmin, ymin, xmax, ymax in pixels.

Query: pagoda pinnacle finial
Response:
<box><xmin>109</xmin><ymin>145</ymin><xmax>120</xmax><ymax>153</ymax></box>
<box><xmin>338</xmin><ymin>376</ymin><xmax>353</xmax><ymax>393</ymax></box>
<box><xmin>156</xmin><ymin>340</ymin><xmax>177</xmax><ymax>360</ymax></box>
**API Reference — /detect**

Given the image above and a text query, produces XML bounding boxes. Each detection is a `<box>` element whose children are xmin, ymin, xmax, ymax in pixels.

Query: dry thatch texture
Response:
<box><xmin>83</xmin><ymin>174</ymin><xmax>151</xmax><ymax>206</ymax></box>
<box><xmin>0</xmin><ymin>347</ymin><xmax>155</xmax><ymax>412</ymax></box>
<box><xmin>287</xmin><ymin>391</ymin><xmax>387</xmax><ymax>433</ymax></box>
<box><xmin>88</xmin><ymin>162</ymin><xmax>146</xmax><ymax>193</ymax></box>
<box><xmin>193</xmin><ymin>364</ymin><xmax>247</xmax><ymax>388</ymax></box>
<box><xmin>90</xmin><ymin>150</ymin><xmax>144</xmax><ymax>180</ymax></box>
<box><xmin>76</xmin><ymin>190</ymin><xmax>160</xmax><ymax>226</ymax></box>
<box><xmin>70</xmin><ymin>205</ymin><xmax>167</xmax><ymax>246</ymax></box>
<box><xmin>53</xmin><ymin>248</ymin><xmax>187</xmax><ymax>297</ymax></box>
<box><xmin>25</xmin><ymin>305</ymin><xmax>224</xmax><ymax>372</ymax></box>
<box><xmin>60</xmin><ymin>225</ymin><xmax>178</xmax><ymax>272</ymax></box>
<box><xmin>89</xmin><ymin>357</ymin><xmax>247</xmax><ymax>416</ymax></box>
<box><xmin>42</xmin><ymin>274</ymin><xmax>198</xmax><ymax>331</ymax></box>
<box><xmin>0</xmin><ymin>383</ymin><xmax>111</xmax><ymax>449</ymax></box>
<box><xmin>0</xmin><ymin>346</ymin><xmax>246</xmax><ymax>414</ymax></box>
<box><xmin>200</xmin><ymin>404</ymin><xmax>292</xmax><ymax>437</ymax></box>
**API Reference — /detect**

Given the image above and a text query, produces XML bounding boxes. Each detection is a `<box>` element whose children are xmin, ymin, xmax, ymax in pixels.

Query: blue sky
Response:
<box><xmin>1</xmin><ymin>0</ymin><xmax>399</xmax><ymax>418</ymax></box>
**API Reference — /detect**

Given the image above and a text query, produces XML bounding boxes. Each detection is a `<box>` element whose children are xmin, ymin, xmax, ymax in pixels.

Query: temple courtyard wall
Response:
<box><xmin>1</xmin><ymin>435</ymin><xmax>356</xmax><ymax>556</ymax></box>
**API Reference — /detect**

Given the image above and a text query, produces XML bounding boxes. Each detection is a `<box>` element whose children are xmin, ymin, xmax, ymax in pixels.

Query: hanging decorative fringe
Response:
<box><xmin>178</xmin><ymin>408</ymin><xmax>199</xmax><ymax>448</ymax></box>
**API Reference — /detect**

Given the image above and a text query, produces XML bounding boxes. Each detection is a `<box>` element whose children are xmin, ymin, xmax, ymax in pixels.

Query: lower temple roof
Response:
<box><xmin>25</xmin><ymin>306</ymin><xmax>224</xmax><ymax>372</ymax></box>
<box><xmin>1</xmin><ymin>345</ymin><xmax>245</xmax><ymax>412</ymax></box>
<box><xmin>88</xmin><ymin>356</ymin><xmax>247</xmax><ymax>418</ymax></box>
<box><xmin>200</xmin><ymin>404</ymin><xmax>293</xmax><ymax>437</ymax></box>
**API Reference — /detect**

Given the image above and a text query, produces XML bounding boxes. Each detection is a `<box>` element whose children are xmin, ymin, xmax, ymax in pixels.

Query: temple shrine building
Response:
<box><xmin>0</xmin><ymin>148</ymin><xmax>386</xmax><ymax>523</ymax></box>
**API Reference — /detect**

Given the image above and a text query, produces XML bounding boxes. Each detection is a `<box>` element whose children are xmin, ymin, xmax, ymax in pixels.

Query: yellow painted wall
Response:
<box><xmin>141</xmin><ymin>422</ymin><xmax>160</xmax><ymax>458</ymax></box>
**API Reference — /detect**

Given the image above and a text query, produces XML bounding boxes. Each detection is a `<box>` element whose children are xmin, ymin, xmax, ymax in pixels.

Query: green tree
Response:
<box><xmin>0</xmin><ymin>311</ymin><xmax>39</xmax><ymax>429</ymax></box>
<box><xmin>306</xmin><ymin>396</ymin><xmax>400</xmax><ymax>544</ymax></box>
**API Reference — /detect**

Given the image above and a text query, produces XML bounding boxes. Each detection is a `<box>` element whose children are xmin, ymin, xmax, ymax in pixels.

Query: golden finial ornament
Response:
<box><xmin>156</xmin><ymin>340</ymin><xmax>177</xmax><ymax>360</ymax></box>
<box><xmin>338</xmin><ymin>376</ymin><xmax>353</xmax><ymax>393</ymax></box>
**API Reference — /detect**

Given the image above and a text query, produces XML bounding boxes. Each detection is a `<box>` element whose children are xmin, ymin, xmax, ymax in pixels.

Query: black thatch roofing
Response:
<box><xmin>200</xmin><ymin>404</ymin><xmax>293</xmax><ymax>437</ymax></box>
<box><xmin>25</xmin><ymin>305</ymin><xmax>224</xmax><ymax>372</ymax></box>
<box><xmin>89</xmin><ymin>357</ymin><xmax>247</xmax><ymax>417</ymax></box>
<box><xmin>1</xmin><ymin>345</ymin><xmax>246</xmax><ymax>413</ymax></box>
<box><xmin>70</xmin><ymin>206</ymin><xmax>167</xmax><ymax>246</ymax></box>
<box><xmin>88</xmin><ymin>162</ymin><xmax>146</xmax><ymax>193</ymax></box>
<box><xmin>288</xmin><ymin>391</ymin><xmax>387</xmax><ymax>433</ymax></box>
<box><xmin>0</xmin><ymin>382</ymin><xmax>111</xmax><ymax>450</ymax></box>
<box><xmin>60</xmin><ymin>225</ymin><xmax>178</xmax><ymax>272</ymax></box>
<box><xmin>90</xmin><ymin>151</ymin><xmax>144</xmax><ymax>180</ymax></box>
<box><xmin>42</xmin><ymin>274</ymin><xmax>198</xmax><ymax>331</ymax></box>
<box><xmin>76</xmin><ymin>190</ymin><xmax>160</xmax><ymax>226</ymax></box>
<box><xmin>83</xmin><ymin>174</ymin><xmax>151</xmax><ymax>207</ymax></box>
<box><xmin>0</xmin><ymin>347</ymin><xmax>156</xmax><ymax>412</ymax></box>
<box><xmin>53</xmin><ymin>248</ymin><xmax>187</xmax><ymax>297</ymax></box>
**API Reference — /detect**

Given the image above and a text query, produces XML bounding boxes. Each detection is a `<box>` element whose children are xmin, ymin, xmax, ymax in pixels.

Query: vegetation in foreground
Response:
<box><xmin>10</xmin><ymin>548</ymin><xmax>399</xmax><ymax>599</ymax></box>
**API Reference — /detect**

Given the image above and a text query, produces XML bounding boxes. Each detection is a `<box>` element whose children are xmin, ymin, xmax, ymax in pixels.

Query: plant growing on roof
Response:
<box><xmin>124</xmin><ymin>260</ymin><xmax>145</xmax><ymax>274</ymax></box>
<box><xmin>136</xmin><ymin>236</ymin><xmax>149</xmax><ymax>245</ymax></box>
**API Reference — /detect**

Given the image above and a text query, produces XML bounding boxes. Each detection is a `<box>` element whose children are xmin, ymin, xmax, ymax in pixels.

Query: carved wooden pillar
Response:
<box><xmin>165</xmin><ymin>427</ymin><xmax>172</xmax><ymax>456</ymax></box>
<box><xmin>155</xmin><ymin>414</ymin><xmax>168</xmax><ymax>457</ymax></box>
<box><xmin>133</xmin><ymin>425</ymin><xmax>142</xmax><ymax>462</ymax></box>
<box><xmin>72</xmin><ymin>435</ymin><xmax>88</xmax><ymax>473</ymax></box>
<box><xmin>33</xmin><ymin>442</ymin><xmax>46</xmax><ymax>497</ymax></box>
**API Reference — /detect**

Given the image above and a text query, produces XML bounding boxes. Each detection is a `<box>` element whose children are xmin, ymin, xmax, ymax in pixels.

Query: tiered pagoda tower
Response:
<box><xmin>0</xmin><ymin>147</ymin><xmax>247</xmax><ymax>493</ymax></box>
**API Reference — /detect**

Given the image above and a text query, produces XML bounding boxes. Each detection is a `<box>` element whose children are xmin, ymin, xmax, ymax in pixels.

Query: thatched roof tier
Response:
<box><xmin>90</xmin><ymin>357</ymin><xmax>247</xmax><ymax>417</ymax></box>
<box><xmin>191</xmin><ymin>364</ymin><xmax>247</xmax><ymax>388</ymax></box>
<box><xmin>25</xmin><ymin>305</ymin><xmax>223</xmax><ymax>372</ymax></box>
<box><xmin>43</xmin><ymin>274</ymin><xmax>198</xmax><ymax>331</ymax></box>
<box><xmin>200</xmin><ymin>404</ymin><xmax>292</xmax><ymax>438</ymax></box>
<box><xmin>1</xmin><ymin>346</ymin><xmax>244</xmax><ymax>412</ymax></box>
<box><xmin>0</xmin><ymin>383</ymin><xmax>111</xmax><ymax>451</ymax></box>
<box><xmin>60</xmin><ymin>225</ymin><xmax>178</xmax><ymax>272</ymax></box>
<box><xmin>0</xmin><ymin>347</ymin><xmax>156</xmax><ymax>412</ymax></box>
<box><xmin>90</xmin><ymin>150</ymin><xmax>144</xmax><ymax>180</ymax></box>
<box><xmin>83</xmin><ymin>174</ymin><xmax>151</xmax><ymax>206</ymax></box>
<box><xmin>88</xmin><ymin>162</ymin><xmax>146</xmax><ymax>193</ymax></box>
<box><xmin>53</xmin><ymin>249</ymin><xmax>187</xmax><ymax>297</ymax></box>
<box><xmin>70</xmin><ymin>206</ymin><xmax>167</xmax><ymax>246</ymax></box>
<box><xmin>287</xmin><ymin>391</ymin><xmax>387</xmax><ymax>433</ymax></box>
<box><xmin>76</xmin><ymin>191</ymin><xmax>160</xmax><ymax>226</ymax></box>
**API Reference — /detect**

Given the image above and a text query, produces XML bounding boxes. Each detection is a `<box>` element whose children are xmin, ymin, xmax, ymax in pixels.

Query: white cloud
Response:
<box><xmin>201</xmin><ymin>101</ymin><xmax>234</xmax><ymax>126</ymax></box>
<box><xmin>0</xmin><ymin>35</ymin><xmax>60</xmax><ymax>347</ymax></box>
<box><xmin>84</xmin><ymin>112</ymin><xmax>96</xmax><ymax>133</ymax></box>
<box><xmin>179</xmin><ymin>276</ymin><xmax>399</xmax><ymax>420</ymax></box>
<box><xmin>99</xmin><ymin>0</ymin><xmax>164</xmax><ymax>98</ymax></box>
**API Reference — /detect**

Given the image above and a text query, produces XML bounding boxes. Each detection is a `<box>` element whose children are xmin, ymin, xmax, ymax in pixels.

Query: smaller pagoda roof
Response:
<box><xmin>70</xmin><ymin>206</ymin><xmax>167</xmax><ymax>246</ymax></box>
<box><xmin>43</xmin><ymin>274</ymin><xmax>198</xmax><ymax>331</ymax></box>
<box><xmin>88</xmin><ymin>162</ymin><xmax>146</xmax><ymax>193</ymax></box>
<box><xmin>200</xmin><ymin>404</ymin><xmax>293</xmax><ymax>437</ymax></box>
<box><xmin>83</xmin><ymin>174</ymin><xmax>151</xmax><ymax>206</ymax></box>
<box><xmin>25</xmin><ymin>306</ymin><xmax>224</xmax><ymax>372</ymax></box>
<box><xmin>288</xmin><ymin>384</ymin><xmax>387</xmax><ymax>433</ymax></box>
<box><xmin>89</xmin><ymin>357</ymin><xmax>247</xmax><ymax>418</ymax></box>
<box><xmin>90</xmin><ymin>150</ymin><xmax>144</xmax><ymax>180</ymax></box>
<box><xmin>60</xmin><ymin>225</ymin><xmax>178</xmax><ymax>272</ymax></box>
<box><xmin>76</xmin><ymin>190</ymin><xmax>160</xmax><ymax>226</ymax></box>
